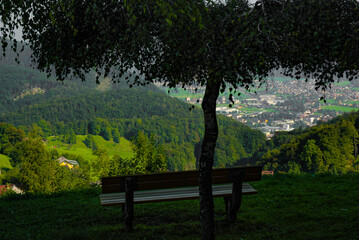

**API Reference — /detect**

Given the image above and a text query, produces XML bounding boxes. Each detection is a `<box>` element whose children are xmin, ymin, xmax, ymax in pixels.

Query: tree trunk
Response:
<box><xmin>199</xmin><ymin>79</ymin><xmax>221</xmax><ymax>240</ymax></box>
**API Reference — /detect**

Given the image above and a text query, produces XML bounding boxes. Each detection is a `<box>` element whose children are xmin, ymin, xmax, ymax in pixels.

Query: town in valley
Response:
<box><xmin>161</xmin><ymin>77</ymin><xmax>359</xmax><ymax>138</ymax></box>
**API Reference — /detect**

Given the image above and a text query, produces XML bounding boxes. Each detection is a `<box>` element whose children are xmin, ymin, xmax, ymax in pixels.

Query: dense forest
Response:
<box><xmin>0</xmin><ymin>61</ymin><xmax>266</xmax><ymax>171</ymax></box>
<box><xmin>256</xmin><ymin>112</ymin><xmax>359</xmax><ymax>174</ymax></box>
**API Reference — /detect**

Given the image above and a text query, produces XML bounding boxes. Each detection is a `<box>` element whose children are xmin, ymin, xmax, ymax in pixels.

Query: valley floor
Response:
<box><xmin>1</xmin><ymin>174</ymin><xmax>358</xmax><ymax>240</ymax></box>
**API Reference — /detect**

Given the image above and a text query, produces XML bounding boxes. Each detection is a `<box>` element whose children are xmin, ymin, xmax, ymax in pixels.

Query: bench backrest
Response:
<box><xmin>102</xmin><ymin>166</ymin><xmax>262</xmax><ymax>194</ymax></box>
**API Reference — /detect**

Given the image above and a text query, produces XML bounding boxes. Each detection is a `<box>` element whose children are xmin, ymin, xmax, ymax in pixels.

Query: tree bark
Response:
<box><xmin>199</xmin><ymin>79</ymin><xmax>221</xmax><ymax>240</ymax></box>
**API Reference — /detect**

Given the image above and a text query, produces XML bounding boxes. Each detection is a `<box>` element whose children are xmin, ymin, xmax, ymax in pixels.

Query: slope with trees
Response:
<box><xmin>0</xmin><ymin>122</ymin><xmax>169</xmax><ymax>191</ymax></box>
<box><xmin>0</xmin><ymin>75</ymin><xmax>266</xmax><ymax>171</ymax></box>
<box><xmin>257</xmin><ymin>111</ymin><xmax>359</xmax><ymax>174</ymax></box>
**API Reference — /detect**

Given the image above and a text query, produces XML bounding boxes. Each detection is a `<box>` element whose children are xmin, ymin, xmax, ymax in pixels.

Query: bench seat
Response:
<box><xmin>100</xmin><ymin>182</ymin><xmax>258</xmax><ymax>206</ymax></box>
<box><xmin>100</xmin><ymin>166</ymin><xmax>262</xmax><ymax>231</ymax></box>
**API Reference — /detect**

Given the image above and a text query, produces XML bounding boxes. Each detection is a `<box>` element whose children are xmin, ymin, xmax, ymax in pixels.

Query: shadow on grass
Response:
<box><xmin>1</xmin><ymin>174</ymin><xmax>359</xmax><ymax>240</ymax></box>
<box><xmin>0</xmin><ymin>185</ymin><xmax>101</xmax><ymax>201</ymax></box>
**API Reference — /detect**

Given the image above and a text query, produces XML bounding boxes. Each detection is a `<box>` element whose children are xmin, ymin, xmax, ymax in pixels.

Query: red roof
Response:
<box><xmin>0</xmin><ymin>185</ymin><xmax>8</xmax><ymax>194</ymax></box>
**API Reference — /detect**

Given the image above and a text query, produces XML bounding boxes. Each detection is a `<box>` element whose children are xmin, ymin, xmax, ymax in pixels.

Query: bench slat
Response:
<box><xmin>100</xmin><ymin>183</ymin><xmax>257</xmax><ymax>206</ymax></box>
<box><xmin>102</xmin><ymin>166</ymin><xmax>262</xmax><ymax>193</ymax></box>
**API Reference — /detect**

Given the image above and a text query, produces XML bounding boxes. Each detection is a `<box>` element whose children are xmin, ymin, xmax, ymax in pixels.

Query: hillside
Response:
<box><xmin>46</xmin><ymin>135</ymin><xmax>134</xmax><ymax>163</ymax></box>
<box><xmin>256</xmin><ymin>111</ymin><xmax>359</xmax><ymax>174</ymax></box>
<box><xmin>0</xmin><ymin>62</ymin><xmax>266</xmax><ymax>170</ymax></box>
<box><xmin>0</xmin><ymin>154</ymin><xmax>11</xmax><ymax>171</ymax></box>
<box><xmin>1</xmin><ymin>174</ymin><xmax>358</xmax><ymax>239</ymax></box>
<box><xmin>0</xmin><ymin>64</ymin><xmax>96</xmax><ymax>113</ymax></box>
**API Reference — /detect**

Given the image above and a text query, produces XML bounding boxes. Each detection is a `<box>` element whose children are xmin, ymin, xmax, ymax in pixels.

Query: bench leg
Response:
<box><xmin>124</xmin><ymin>177</ymin><xmax>134</xmax><ymax>232</ymax></box>
<box><xmin>224</xmin><ymin>171</ymin><xmax>244</xmax><ymax>223</ymax></box>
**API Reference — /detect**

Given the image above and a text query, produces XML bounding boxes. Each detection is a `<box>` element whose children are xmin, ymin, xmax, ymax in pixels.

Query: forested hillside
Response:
<box><xmin>257</xmin><ymin>111</ymin><xmax>359</xmax><ymax>174</ymax></box>
<box><xmin>0</xmin><ymin>61</ymin><xmax>266</xmax><ymax>170</ymax></box>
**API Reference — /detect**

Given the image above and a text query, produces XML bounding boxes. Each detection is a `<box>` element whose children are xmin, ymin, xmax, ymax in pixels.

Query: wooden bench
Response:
<box><xmin>100</xmin><ymin>165</ymin><xmax>262</xmax><ymax>231</ymax></box>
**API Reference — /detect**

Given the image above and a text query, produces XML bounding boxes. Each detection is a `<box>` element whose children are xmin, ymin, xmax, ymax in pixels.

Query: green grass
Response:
<box><xmin>347</xmin><ymin>100</ymin><xmax>359</xmax><ymax>105</ymax></box>
<box><xmin>320</xmin><ymin>99</ymin><xmax>337</xmax><ymax>104</ymax></box>
<box><xmin>1</xmin><ymin>174</ymin><xmax>358</xmax><ymax>239</ymax></box>
<box><xmin>239</xmin><ymin>107</ymin><xmax>263</xmax><ymax>112</ymax></box>
<box><xmin>320</xmin><ymin>105</ymin><xmax>359</xmax><ymax>112</ymax></box>
<box><xmin>46</xmin><ymin>135</ymin><xmax>134</xmax><ymax>164</ymax></box>
<box><xmin>0</xmin><ymin>154</ymin><xmax>12</xmax><ymax>171</ymax></box>
<box><xmin>334</xmin><ymin>81</ymin><xmax>351</xmax><ymax>86</ymax></box>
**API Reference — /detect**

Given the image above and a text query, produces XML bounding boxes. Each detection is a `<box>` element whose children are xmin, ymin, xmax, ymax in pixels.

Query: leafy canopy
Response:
<box><xmin>2</xmin><ymin>0</ymin><xmax>358</xmax><ymax>93</ymax></box>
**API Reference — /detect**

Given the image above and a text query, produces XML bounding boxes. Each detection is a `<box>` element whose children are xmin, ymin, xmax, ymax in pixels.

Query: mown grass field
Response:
<box><xmin>347</xmin><ymin>100</ymin><xmax>359</xmax><ymax>105</ymax></box>
<box><xmin>46</xmin><ymin>135</ymin><xmax>134</xmax><ymax>164</ymax></box>
<box><xmin>334</xmin><ymin>81</ymin><xmax>351</xmax><ymax>86</ymax></box>
<box><xmin>320</xmin><ymin>99</ymin><xmax>338</xmax><ymax>104</ymax></box>
<box><xmin>320</xmin><ymin>105</ymin><xmax>359</xmax><ymax>112</ymax></box>
<box><xmin>1</xmin><ymin>174</ymin><xmax>358</xmax><ymax>240</ymax></box>
<box><xmin>0</xmin><ymin>154</ymin><xmax>11</xmax><ymax>171</ymax></box>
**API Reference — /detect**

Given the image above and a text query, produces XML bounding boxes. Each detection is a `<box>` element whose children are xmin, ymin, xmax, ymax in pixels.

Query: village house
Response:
<box><xmin>0</xmin><ymin>184</ymin><xmax>24</xmax><ymax>195</ymax></box>
<box><xmin>57</xmin><ymin>156</ymin><xmax>79</xmax><ymax>169</ymax></box>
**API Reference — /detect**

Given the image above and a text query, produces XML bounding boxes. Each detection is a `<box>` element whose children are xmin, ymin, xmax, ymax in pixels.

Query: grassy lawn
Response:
<box><xmin>334</xmin><ymin>81</ymin><xmax>351</xmax><ymax>86</ymax></box>
<box><xmin>320</xmin><ymin>99</ymin><xmax>337</xmax><ymax>104</ymax></box>
<box><xmin>320</xmin><ymin>105</ymin><xmax>359</xmax><ymax>112</ymax></box>
<box><xmin>0</xmin><ymin>154</ymin><xmax>12</xmax><ymax>171</ymax></box>
<box><xmin>46</xmin><ymin>135</ymin><xmax>134</xmax><ymax>164</ymax></box>
<box><xmin>1</xmin><ymin>174</ymin><xmax>358</xmax><ymax>240</ymax></box>
<box><xmin>216</xmin><ymin>104</ymin><xmax>232</xmax><ymax>107</ymax></box>
<box><xmin>347</xmin><ymin>100</ymin><xmax>359</xmax><ymax>105</ymax></box>
<box><xmin>239</xmin><ymin>107</ymin><xmax>263</xmax><ymax>112</ymax></box>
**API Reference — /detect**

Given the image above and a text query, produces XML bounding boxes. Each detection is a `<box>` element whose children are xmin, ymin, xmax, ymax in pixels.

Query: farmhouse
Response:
<box><xmin>58</xmin><ymin>156</ymin><xmax>79</xmax><ymax>169</ymax></box>
<box><xmin>0</xmin><ymin>184</ymin><xmax>24</xmax><ymax>195</ymax></box>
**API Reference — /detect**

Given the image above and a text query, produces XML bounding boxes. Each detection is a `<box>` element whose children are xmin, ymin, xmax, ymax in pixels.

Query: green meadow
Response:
<box><xmin>46</xmin><ymin>135</ymin><xmax>134</xmax><ymax>164</ymax></box>
<box><xmin>347</xmin><ymin>100</ymin><xmax>359</xmax><ymax>105</ymax></box>
<box><xmin>1</xmin><ymin>174</ymin><xmax>358</xmax><ymax>240</ymax></box>
<box><xmin>0</xmin><ymin>154</ymin><xmax>12</xmax><ymax>171</ymax></box>
<box><xmin>334</xmin><ymin>81</ymin><xmax>351</xmax><ymax>86</ymax></box>
<box><xmin>320</xmin><ymin>99</ymin><xmax>337</xmax><ymax>104</ymax></box>
<box><xmin>320</xmin><ymin>105</ymin><xmax>359</xmax><ymax>112</ymax></box>
<box><xmin>239</xmin><ymin>107</ymin><xmax>263</xmax><ymax>112</ymax></box>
